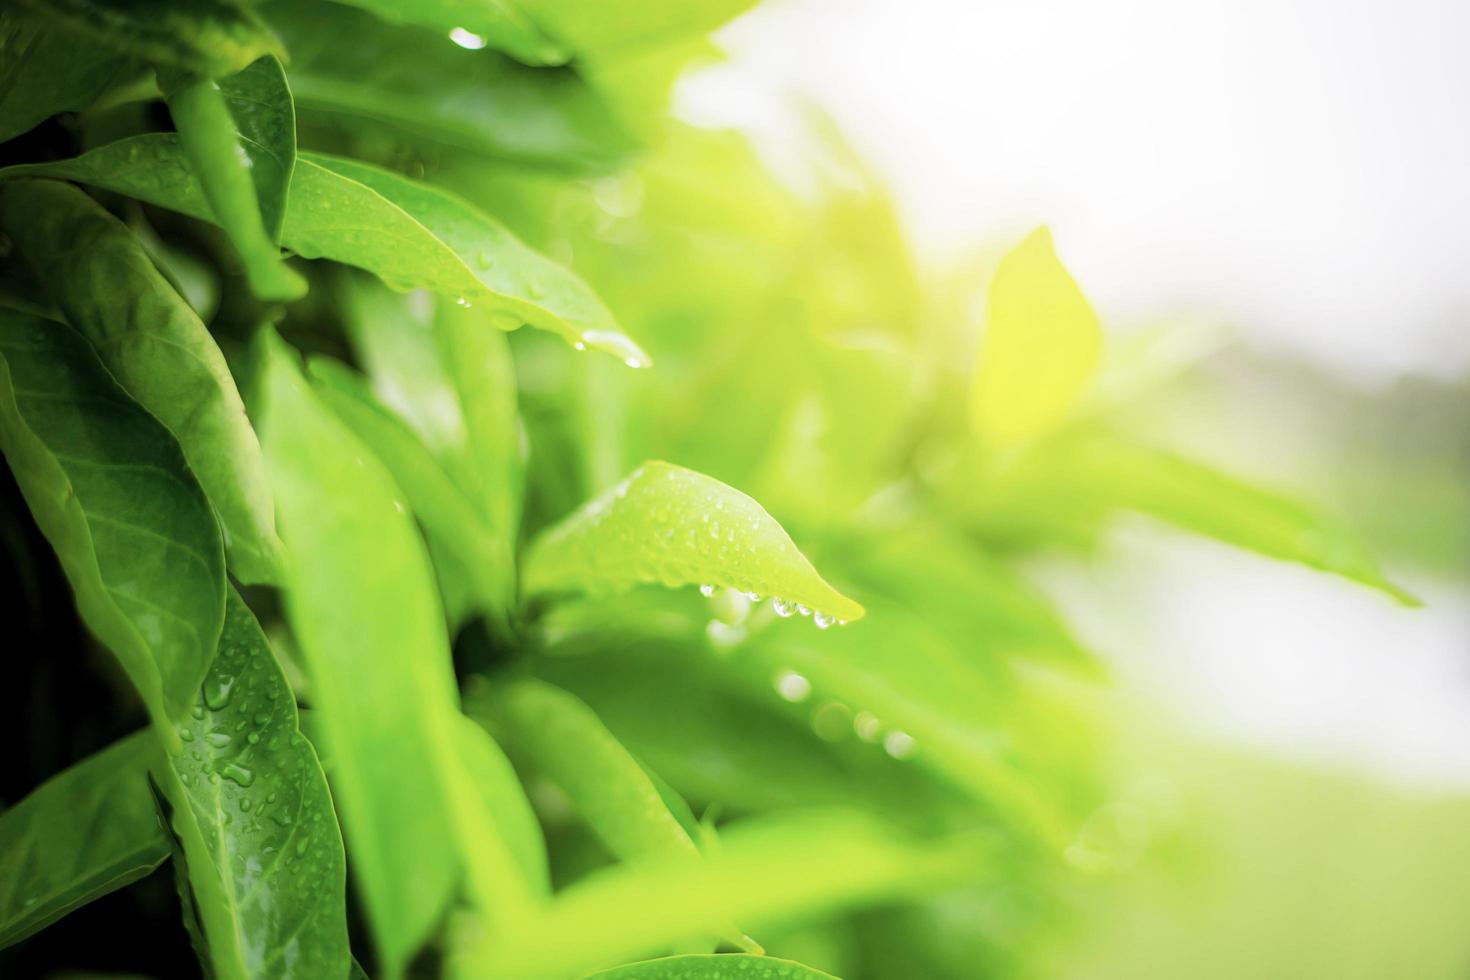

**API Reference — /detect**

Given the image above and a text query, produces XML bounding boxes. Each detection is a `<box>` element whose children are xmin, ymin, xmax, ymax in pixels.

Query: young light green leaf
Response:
<box><xmin>0</xmin><ymin>11</ymin><xmax>141</xmax><ymax>142</ymax></box>
<box><xmin>457</xmin><ymin>810</ymin><xmax>985</xmax><ymax>979</ymax></box>
<box><xmin>0</xmin><ymin>179</ymin><xmax>284</xmax><ymax>584</ymax></box>
<box><xmin>15</xmin><ymin>0</ymin><xmax>283</xmax><ymax>78</ymax></box>
<box><xmin>0</xmin><ymin>733</ymin><xmax>166</xmax><ymax>949</ymax></box>
<box><xmin>1050</xmin><ymin>436</ymin><xmax>1417</xmax><ymax>603</ymax></box>
<box><xmin>258</xmin><ymin>331</ymin><xmax>534</xmax><ymax>974</ymax></box>
<box><xmin>160</xmin><ymin>57</ymin><xmax>305</xmax><ymax>300</ymax></box>
<box><xmin>583</xmin><ymin>954</ymin><xmax>838</xmax><ymax>980</ymax></box>
<box><xmin>264</xmin><ymin>1</ymin><xmax>629</xmax><ymax>169</ymax></box>
<box><xmin>0</xmin><ymin>138</ymin><xmax>650</xmax><ymax>365</ymax></box>
<box><xmin>325</xmin><ymin>0</ymin><xmax>568</xmax><ymax>66</ymax></box>
<box><xmin>307</xmin><ymin>354</ymin><xmax>514</xmax><ymax>632</ymax></box>
<box><xmin>162</xmin><ymin>589</ymin><xmax>351</xmax><ymax>980</ymax></box>
<box><xmin>970</xmin><ymin>226</ymin><xmax>1103</xmax><ymax>449</ymax></box>
<box><xmin>0</xmin><ymin>309</ymin><xmax>225</xmax><ymax>722</ymax></box>
<box><xmin>523</xmin><ymin>461</ymin><xmax>865</xmax><ymax>624</ymax></box>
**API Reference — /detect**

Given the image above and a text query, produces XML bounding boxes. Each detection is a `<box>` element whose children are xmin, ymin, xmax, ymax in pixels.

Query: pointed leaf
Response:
<box><xmin>0</xmin><ymin>733</ymin><xmax>166</xmax><ymax>949</ymax></box>
<box><xmin>970</xmin><ymin>227</ymin><xmax>1102</xmax><ymax>449</ymax></box>
<box><xmin>0</xmin><ymin>179</ymin><xmax>283</xmax><ymax>584</ymax></box>
<box><xmin>583</xmin><ymin>954</ymin><xmax>837</xmax><ymax>980</ymax></box>
<box><xmin>524</xmin><ymin>461</ymin><xmax>864</xmax><ymax>624</ymax></box>
<box><xmin>470</xmin><ymin>678</ymin><xmax>703</xmax><ymax>866</ymax></box>
<box><xmin>15</xmin><ymin>0</ymin><xmax>283</xmax><ymax>78</ymax></box>
<box><xmin>455</xmin><ymin>713</ymin><xmax>551</xmax><ymax>897</ymax></box>
<box><xmin>160</xmin><ymin>56</ymin><xmax>304</xmax><ymax>299</ymax></box>
<box><xmin>0</xmin><ymin>138</ymin><xmax>649</xmax><ymax>365</ymax></box>
<box><xmin>259</xmin><ymin>332</ymin><xmax>534</xmax><ymax>974</ymax></box>
<box><xmin>0</xmin><ymin>309</ymin><xmax>225</xmax><ymax>722</ymax></box>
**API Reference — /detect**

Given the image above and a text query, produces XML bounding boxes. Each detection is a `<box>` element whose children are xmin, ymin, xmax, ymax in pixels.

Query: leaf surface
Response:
<box><xmin>0</xmin><ymin>733</ymin><xmax>166</xmax><ymax>949</ymax></box>
<box><xmin>583</xmin><ymin>954</ymin><xmax>838</xmax><ymax>980</ymax></box>
<box><xmin>459</xmin><ymin>810</ymin><xmax>983</xmax><ymax>979</ymax></box>
<box><xmin>970</xmin><ymin>227</ymin><xmax>1102</xmax><ymax>449</ymax></box>
<box><xmin>259</xmin><ymin>332</ymin><xmax>534</xmax><ymax>974</ymax></box>
<box><xmin>326</xmin><ymin>0</ymin><xmax>567</xmax><ymax>65</ymax></box>
<box><xmin>160</xmin><ymin>56</ymin><xmax>304</xmax><ymax>299</ymax></box>
<box><xmin>163</xmin><ymin>590</ymin><xmax>351</xmax><ymax>980</ymax></box>
<box><xmin>524</xmin><ymin>461</ymin><xmax>864</xmax><ymax>624</ymax></box>
<box><xmin>0</xmin><ymin>179</ymin><xmax>283</xmax><ymax>583</ymax></box>
<box><xmin>0</xmin><ymin>138</ymin><xmax>647</xmax><ymax>364</ymax></box>
<box><xmin>15</xmin><ymin>0</ymin><xmax>283</xmax><ymax>77</ymax></box>
<box><xmin>0</xmin><ymin>309</ymin><xmax>225</xmax><ymax>721</ymax></box>
<box><xmin>0</xmin><ymin>12</ymin><xmax>139</xmax><ymax>142</ymax></box>
<box><xmin>264</xmin><ymin>1</ymin><xmax>630</xmax><ymax>169</ymax></box>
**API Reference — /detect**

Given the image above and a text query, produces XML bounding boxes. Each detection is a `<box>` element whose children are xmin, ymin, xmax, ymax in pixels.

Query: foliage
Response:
<box><xmin>0</xmin><ymin>1</ymin><xmax>1405</xmax><ymax>977</ymax></box>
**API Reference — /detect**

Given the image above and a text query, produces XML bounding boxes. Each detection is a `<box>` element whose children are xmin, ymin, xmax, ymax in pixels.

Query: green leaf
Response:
<box><xmin>970</xmin><ymin>227</ymin><xmax>1103</xmax><ymax>449</ymax></box>
<box><xmin>160</xmin><ymin>57</ymin><xmax>305</xmax><ymax>300</ymax></box>
<box><xmin>523</xmin><ymin>461</ymin><xmax>865</xmax><ymax>624</ymax></box>
<box><xmin>15</xmin><ymin>0</ymin><xmax>283</xmax><ymax>78</ymax></box>
<box><xmin>0</xmin><ymin>138</ymin><xmax>649</xmax><ymax>365</ymax></box>
<box><xmin>454</xmin><ymin>713</ymin><xmax>551</xmax><ymax>897</ymax></box>
<box><xmin>1042</xmin><ymin>436</ymin><xmax>1417</xmax><ymax>603</ymax></box>
<box><xmin>515</xmin><ymin>0</ymin><xmax>758</xmax><ymax>58</ymax></box>
<box><xmin>0</xmin><ymin>733</ymin><xmax>166</xmax><ymax>949</ymax></box>
<box><xmin>264</xmin><ymin>0</ymin><xmax>631</xmax><ymax>170</ymax></box>
<box><xmin>582</xmin><ymin>954</ymin><xmax>838</xmax><ymax>980</ymax></box>
<box><xmin>326</xmin><ymin>0</ymin><xmax>568</xmax><ymax>66</ymax></box>
<box><xmin>0</xmin><ymin>11</ymin><xmax>141</xmax><ymax>142</ymax></box>
<box><xmin>258</xmin><ymin>331</ymin><xmax>534</xmax><ymax>974</ymax></box>
<box><xmin>0</xmin><ymin>309</ymin><xmax>225</xmax><ymax>722</ymax></box>
<box><xmin>0</xmin><ymin>179</ymin><xmax>284</xmax><ymax>584</ymax></box>
<box><xmin>469</xmin><ymin>678</ymin><xmax>703</xmax><ymax>866</ymax></box>
<box><xmin>307</xmin><ymin>353</ymin><xmax>514</xmax><ymax>632</ymax></box>
<box><xmin>162</xmin><ymin>590</ymin><xmax>350</xmax><ymax>980</ymax></box>
<box><xmin>456</xmin><ymin>810</ymin><xmax>985</xmax><ymax>978</ymax></box>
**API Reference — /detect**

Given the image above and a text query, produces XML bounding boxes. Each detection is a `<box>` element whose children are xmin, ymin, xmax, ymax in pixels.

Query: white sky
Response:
<box><xmin>680</xmin><ymin>0</ymin><xmax>1470</xmax><ymax>387</ymax></box>
<box><xmin>680</xmin><ymin>0</ymin><xmax>1470</xmax><ymax>788</ymax></box>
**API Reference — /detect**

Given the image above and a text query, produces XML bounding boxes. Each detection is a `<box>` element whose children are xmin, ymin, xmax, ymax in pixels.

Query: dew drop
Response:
<box><xmin>814</xmin><ymin>611</ymin><xmax>836</xmax><ymax>630</ymax></box>
<box><xmin>573</xmin><ymin>341</ymin><xmax>587</xmax><ymax>351</ymax></box>
<box><xmin>774</xmin><ymin>670</ymin><xmax>812</xmax><ymax>702</ymax></box>
<box><xmin>698</xmin><ymin>583</ymin><xmax>716</xmax><ymax>598</ymax></box>
<box><xmin>854</xmin><ymin>711</ymin><xmax>882</xmax><ymax>742</ymax></box>
<box><xmin>883</xmin><ymin>730</ymin><xmax>917</xmax><ymax>759</ymax></box>
<box><xmin>219</xmin><ymin>762</ymin><xmax>255</xmax><ymax>787</ymax></box>
<box><xmin>239</xmin><ymin>797</ymin><xmax>252</xmax><ymax>812</ymax></box>
<box><xmin>296</xmin><ymin>837</ymin><xmax>310</xmax><ymax>857</ymax></box>
<box><xmin>247</xmin><ymin>732</ymin><xmax>261</xmax><ymax>745</ymax></box>
<box><xmin>448</xmin><ymin>26</ymin><xmax>487</xmax><ymax>49</ymax></box>
<box><xmin>206</xmin><ymin>731</ymin><xmax>233</xmax><ymax>748</ymax></box>
<box><xmin>743</xmin><ymin>591</ymin><xmax>761</xmax><ymax>601</ymax></box>
<box><xmin>203</xmin><ymin>674</ymin><xmax>235</xmax><ymax>711</ymax></box>
<box><xmin>772</xmin><ymin>598</ymin><xmax>795</xmax><ymax>618</ymax></box>
<box><xmin>178</xmin><ymin>728</ymin><xmax>195</xmax><ymax>742</ymax></box>
<box><xmin>796</xmin><ymin>604</ymin><xmax>812</xmax><ymax>617</ymax></box>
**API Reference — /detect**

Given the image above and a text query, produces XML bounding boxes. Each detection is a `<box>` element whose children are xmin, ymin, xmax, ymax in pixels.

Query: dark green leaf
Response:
<box><xmin>0</xmin><ymin>733</ymin><xmax>166</xmax><ymax>949</ymax></box>
<box><xmin>0</xmin><ymin>309</ymin><xmax>225</xmax><ymax>722</ymax></box>
<box><xmin>0</xmin><ymin>179</ymin><xmax>284</xmax><ymax>584</ymax></box>
<box><xmin>0</xmin><ymin>11</ymin><xmax>140</xmax><ymax>142</ymax></box>
<box><xmin>326</xmin><ymin>0</ymin><xmax>567</xmax><ymax>66</ymax></box>
<box><xmin>15</xmin><ymin>0</ymin><xmax>283</xmax><ymax>78</ymax></box>
<box><xmin>0</xmin><ymin>138</ymin><xmax>649</xmax><ymax>365</ymax></box>
<box><xmin>264</xmin><ymin>0</ymin><xmax>631</xmax><ymax>170</ymax></box>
